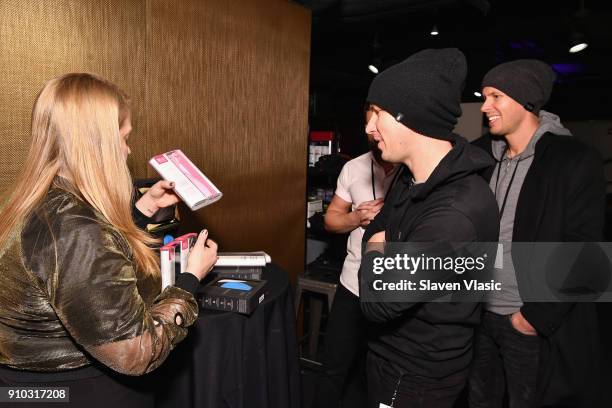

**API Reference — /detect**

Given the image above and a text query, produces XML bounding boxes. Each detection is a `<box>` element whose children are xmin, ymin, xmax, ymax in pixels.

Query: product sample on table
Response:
<box><xmin>199</xmin><ymin>277</ymin><xmax>267</xmax><ymax>314</ymax></box>
<box><xmin>216</xmin><ymin>251</ymin><xmax>272</xmax><ymax>267</ymax></box>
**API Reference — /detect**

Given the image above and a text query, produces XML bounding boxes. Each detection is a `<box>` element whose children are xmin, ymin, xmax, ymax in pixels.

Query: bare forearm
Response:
<box><xmin>324</xmin><ymin>210</ymin><xmax>360</xmax><ymax>234</ymax></box>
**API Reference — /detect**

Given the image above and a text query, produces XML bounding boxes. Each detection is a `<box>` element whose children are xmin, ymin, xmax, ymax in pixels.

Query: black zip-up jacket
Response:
<box><xmin>473</xmin><ymin>133</ymin><xmax>607</xmax><ymax>407</ymax></box>
<box><xmin>359</xmin><ymin>136</ymin><xmax>500</xmax><ymax>378</ymax></box>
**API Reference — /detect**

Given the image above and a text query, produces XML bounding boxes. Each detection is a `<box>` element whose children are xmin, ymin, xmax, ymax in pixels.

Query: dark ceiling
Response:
<box><xmin>296</xmin><ymin>0</ymin><xmax>612</xmax><ymax>132</ymax></box>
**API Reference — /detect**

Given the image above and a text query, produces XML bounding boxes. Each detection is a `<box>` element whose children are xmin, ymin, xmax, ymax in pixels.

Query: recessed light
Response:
<box><xmin>569</xmin><ymin>42</ymin><xmax>588</xmax><ymax>53</ymax></box>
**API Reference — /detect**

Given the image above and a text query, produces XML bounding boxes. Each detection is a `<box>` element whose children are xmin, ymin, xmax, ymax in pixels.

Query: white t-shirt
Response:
<box><xmin>334</xmin><ymin>152</ymin><xmax>397</xmax><ymax>296</ymax></box>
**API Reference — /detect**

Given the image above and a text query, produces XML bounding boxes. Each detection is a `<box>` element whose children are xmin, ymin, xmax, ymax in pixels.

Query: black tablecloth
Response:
<box><xmin>153</xmin><ymin>264</ymin><xmax>301</xmax><ymax>408</ymax></box>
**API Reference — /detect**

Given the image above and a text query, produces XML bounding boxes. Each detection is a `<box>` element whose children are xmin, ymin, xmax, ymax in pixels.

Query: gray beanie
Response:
<box><xmin>481</xmin><ymin>59</ymin><xmax>556</xmax><ymax>114</ymax></box>
<box><xmin>367</xmin><ymin>48</ymin><xmax>466</xmax><ymax>142</ymax></box>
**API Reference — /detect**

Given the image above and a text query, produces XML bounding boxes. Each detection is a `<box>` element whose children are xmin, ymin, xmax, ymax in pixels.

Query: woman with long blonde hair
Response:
<box><xmin>0</xmin><ymin>73</ymin><xmax>217</xmax><ymax>407</ymax></box>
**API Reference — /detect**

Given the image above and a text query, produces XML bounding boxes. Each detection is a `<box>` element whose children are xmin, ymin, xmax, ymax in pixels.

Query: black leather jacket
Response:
<box><xmin>0</xmin><ymin>185</ymin><xmax>198</xmax><ymax>375</ymax></box>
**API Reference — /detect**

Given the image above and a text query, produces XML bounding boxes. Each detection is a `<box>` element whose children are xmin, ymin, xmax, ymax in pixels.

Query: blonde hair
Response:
<box><xmin>0</xmin><ymin>73</ymin><xmax>159</xmax><ymax>276</ymax></box>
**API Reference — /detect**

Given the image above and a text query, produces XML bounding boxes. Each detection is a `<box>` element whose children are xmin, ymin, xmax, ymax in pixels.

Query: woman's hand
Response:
<box><xmin>135</xmin><ymin>180</ymin><xmax>180</xmax><ymax>217</ymax></box>
<box><xmin>185</xmin><ymin>230</ymin><xmax>218</xmax><ymax>281</ymax></box>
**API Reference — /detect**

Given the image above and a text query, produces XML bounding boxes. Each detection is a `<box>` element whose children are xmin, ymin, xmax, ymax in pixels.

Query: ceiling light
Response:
<box><xmin>569</xmin><ymin>1</ymin><xmax>589</xmax><ymax>54</ymax></box>
<box><xmin>569</xmin><ymin>43</ymin><xmax>588</xmax><ymax>53</ymax></box>
<box><xmin>430</xmin><ymin>24</ymin><xmax>439</xmax><ymax>36</ymax></box>
<box><xmin>368</xmin><ymin>56</ymin><xmax>382</xmax><ymax>74</ymax></box>
<box><xmin>569</xmin><ymin>30</ymin><xmax>588</xmax><ymax>53</ymax></box>
<box><xmin>474</xmin><ymin>91</ymin><xmax>482</xmax><ymax>97</ymax></box>
<box><xmin>369</xmin><ymin>35</ymin><xmax>382</xmax><ymax>74</ymax></box>
<box><xmin>569</xmin><ymin>40</ymin><xmax>588</xmax><ymax>53</ymax></box>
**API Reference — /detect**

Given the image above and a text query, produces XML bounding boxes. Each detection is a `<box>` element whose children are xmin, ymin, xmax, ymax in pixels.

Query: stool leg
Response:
<box><xmin>294</xmin><ymin>284</ymin><xmax>302</xmax><ymax>318</ymax></box>
<box><xmin>308</xmin><ymin>296</ymin><xmax>324</xmax><ymax>358</ymax></box>
<box><xmin>327</xmin><ymin>290</ymin><xmax>336</xmax><ymax>312</ymax></box>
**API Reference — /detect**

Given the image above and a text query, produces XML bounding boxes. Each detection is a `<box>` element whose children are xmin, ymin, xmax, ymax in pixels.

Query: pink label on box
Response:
<box><xmin>167</xmin><ymin>150</ymin><xmax>216</xmax><ymax>196</ymax></box>
<box><xmin>161</xmin><ymin>243</ymin><xmax>177</xmax><ymax>260</ymax></box>
<box><xmin>154</xmin><ymin>155</ymin><xmax>168</xmax><ymax>164</ymax></box>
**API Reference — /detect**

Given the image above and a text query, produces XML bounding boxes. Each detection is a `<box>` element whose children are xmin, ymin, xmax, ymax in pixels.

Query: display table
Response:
<box><xmin>153</xmin><ymin>264</ymin><xmax>301</xmax><ymax>408</ymax></box>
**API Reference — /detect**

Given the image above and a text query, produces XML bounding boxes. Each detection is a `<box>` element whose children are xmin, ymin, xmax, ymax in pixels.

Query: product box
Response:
<box><xmin>174</xmin><ymin>233</ymin><xmax>198</xmax><ymax>273</ymax></box>
<box><xmin>209</xmin><ymin>266</ymin><xmax>263</xmax><ymax>280</ymax></box>
<box><xmin>216</xmin><ymin>252</ymin><xmax>271</xmax><ymax>267</ymax></box>
<box><xmin>160</xmin><ymin>242</ymin><xmax>178</xmax><ymax>290</ymax></box>
<box><xmin>149</xmin><ymin>149</ymin><xmax>222</xmax><ymax>211</ymax></box>
<box><xmin>198</xmin><ymin>278</ymin><xmax>267</xmax><ymax>315</ymax></box>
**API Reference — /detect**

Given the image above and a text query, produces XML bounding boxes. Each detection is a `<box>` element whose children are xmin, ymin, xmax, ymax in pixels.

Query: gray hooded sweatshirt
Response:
<box><xmin>487</xmin><ymin>111</ymin><xmax>573</xmax><ymax>315</ymax></box>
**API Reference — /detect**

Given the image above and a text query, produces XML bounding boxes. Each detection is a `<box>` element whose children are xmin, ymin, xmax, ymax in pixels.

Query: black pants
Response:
<box><xmin>0</xmin><ymin>365</ymin><xmax>153</xmax><ymax>408</ymax></box>
<box><xmin>468</xmin><ymin>311</ymin><xmax>541</xmax><ymax>408</ymax></box>
<box><xmin>313</xmin><ymin>283</ymin><xmax>367</xmax><ymax>408</ymax></box>
<box><xmin>366</xmin><ymin>352</ymin><xmax>468</xmax><ymax>408</ymax></box>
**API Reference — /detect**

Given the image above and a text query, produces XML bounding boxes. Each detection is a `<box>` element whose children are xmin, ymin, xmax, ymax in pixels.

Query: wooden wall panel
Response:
<box><xmin>146</xmin><ymin>0</ymin><xmax>310</xmax><ymax>282</ymax></box>
<box><xmin>0</xmin><ymin>0</ymin><xmax>310</xmax><ymax>282</ymax></box>
<box><xmin>0</xmin><ymin>0</ymin><xmax>147</xmax><ymax>190</ymax></box>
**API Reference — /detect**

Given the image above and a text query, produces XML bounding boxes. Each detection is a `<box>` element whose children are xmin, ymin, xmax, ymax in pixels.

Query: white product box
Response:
<box><xmin>149</xmin><ymin>149</ymin><xmax>222</xmax><ymax>211</ymax></box>
<box><xmin>160</xmin><ymin>243</ymin><xmax>177</xmax><ymax>290</ymax></box>
<box><xmin>215</xmin><ymin>251</ymin><xmax>272</xmax><ymax>267</ymax></box>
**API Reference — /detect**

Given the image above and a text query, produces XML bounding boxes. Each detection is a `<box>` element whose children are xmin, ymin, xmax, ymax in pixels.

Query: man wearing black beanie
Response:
<box><xmin>470</xmin><ymin>60</ymin><xmax>606</xmax><ymax>407</ymax></box>
<box><xmin>358</xmin><ymin>48</ymin><xmax>500</xmax><ymax>408</ymax></box>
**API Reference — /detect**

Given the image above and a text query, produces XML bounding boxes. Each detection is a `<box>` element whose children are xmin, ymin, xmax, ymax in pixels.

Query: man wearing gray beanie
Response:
<box><xmin>358</xmin><ymin>48</ymin><xmax>500</xmax><ymax>408</ymax></box>
<box><xmin>470</xmin><ymin>60</ymin><xmax>606</xmax><ymax>407</ymax></box>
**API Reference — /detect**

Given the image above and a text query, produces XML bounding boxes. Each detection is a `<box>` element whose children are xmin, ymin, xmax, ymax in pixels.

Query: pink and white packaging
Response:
<box><xmin>149</xmin><ymin>149</ymin><xmax>222</xmax><ymax>211</ymax></box>
<box><xmin>160</xmin><ymin>243</ymin><xmax>177</xmax><ymax>290</ymax></box>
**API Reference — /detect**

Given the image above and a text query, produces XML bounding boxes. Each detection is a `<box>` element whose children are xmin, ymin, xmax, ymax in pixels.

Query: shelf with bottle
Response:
<box><xmin>308</xmin><ymin>130</ymin><xmax>335</xmax><ymax>167</ymax></box>
<box><xmin>307</xmin><ymin>186</ymin><xmax>334</xmax><ymax>220</ymax></box>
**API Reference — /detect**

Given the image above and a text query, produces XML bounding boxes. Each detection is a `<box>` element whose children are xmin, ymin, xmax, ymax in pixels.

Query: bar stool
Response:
<box><xmin>295</xmin><ymin>265</ymin><xmax>339</xmax><ymax>361</ymax></box>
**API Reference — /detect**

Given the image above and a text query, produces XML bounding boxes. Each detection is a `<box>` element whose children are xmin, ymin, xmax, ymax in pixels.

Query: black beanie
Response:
<box><xmin>481</xmin><ymin>59</ymin><xmax>556</xmax><ymax>114</ymax></box>
<box><xmin>366</xmin><ymin>48</ymin><xmax>466</xmax><ymax>142</ymax></box>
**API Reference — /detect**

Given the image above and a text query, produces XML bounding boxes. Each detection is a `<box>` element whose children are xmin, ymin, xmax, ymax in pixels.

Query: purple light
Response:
<box><xmin>551</xmin><ymin>63</ymin><xmax>585</xmax><ymax>75</ymax></box>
